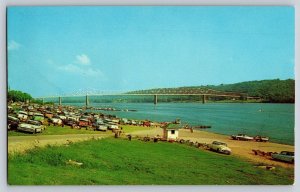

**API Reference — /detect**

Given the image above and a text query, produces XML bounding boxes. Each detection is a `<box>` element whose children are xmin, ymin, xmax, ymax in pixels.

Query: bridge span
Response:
<box><xmin>37</xmin><ymin>93</ymin><xmax>261</xmax><ymax>106</ymax></box>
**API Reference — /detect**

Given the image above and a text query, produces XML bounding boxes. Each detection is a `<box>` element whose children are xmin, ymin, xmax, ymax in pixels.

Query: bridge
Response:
<box><xmin>36</xmin><ymin>88</ymin><xmax>261</xmax><ymax>106</ymax></box>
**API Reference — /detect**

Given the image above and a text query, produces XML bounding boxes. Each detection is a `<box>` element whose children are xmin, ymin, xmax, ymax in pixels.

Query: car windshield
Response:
<box><xmin>28</xmin><ymin>121</ymin><xmax>41</xmax><ymax>125</ymax></box>
<box><xmin>213</xmin><ymin>141</ymin><xmax>227</xmax><ymax>146</ymax></box>
<box><xmin>282</xmin><ymin>151</ymin><xmax>294</xmax><ymax>156</ymax></box>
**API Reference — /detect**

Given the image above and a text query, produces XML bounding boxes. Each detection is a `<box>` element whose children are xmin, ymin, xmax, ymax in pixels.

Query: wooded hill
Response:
<box><xmin>128</xmin><ymin>79</ymin><xmax>295</xmax><ymax>103</ymax></box>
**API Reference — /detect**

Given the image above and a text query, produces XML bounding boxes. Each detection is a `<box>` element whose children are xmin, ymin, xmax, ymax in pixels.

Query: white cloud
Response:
<box><xmin>58</xmin><ymin>64</ymin><xmax>103</xmax><ymax>77</ymax></box>
<box><xmin>8</xmin><ymin>40</ymin><xmax>21</xmax><ymax>51</ymax></box>
<box><xmin>56</xmin><ymin>54</ymin><xmax>103</xmax><ymax>78</ymax></box>
<box><xmin>76</xmin><ymin>54</ymin><xmax>90</xmax><ymax>65</ymax></box>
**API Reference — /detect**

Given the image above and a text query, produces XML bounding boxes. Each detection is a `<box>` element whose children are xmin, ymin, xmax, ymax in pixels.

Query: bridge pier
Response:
<box><xmin>202</xmin><ymin>95</ymin><xmax>206</xmax><ymax>104</ymax></box>
<box><xmin>154</xmin><ymin>94</ymin><xmax>158</xmax><ymax>105</ymax></box>
<box><xmin>59</xmin><ymin>96</ymin><xmax>62</xmax><ymax>106</ymax></box>
<box><xmin>86</xmin><ymin>94</ymin><xmax>89</xmax><ymax>107</ymax></box>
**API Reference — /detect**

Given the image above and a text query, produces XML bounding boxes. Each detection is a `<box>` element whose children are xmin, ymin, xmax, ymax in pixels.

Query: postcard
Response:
<box><xmin>7</xmin><ymin>6</ymin><xmax>295</xmax><ymax>185</ymax></box>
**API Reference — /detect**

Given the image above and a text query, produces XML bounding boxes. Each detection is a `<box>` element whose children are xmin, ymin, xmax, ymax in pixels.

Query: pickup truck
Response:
<box><xmin>254</xmin><ymin>135</ymin><xmax>269</xmax><ymax>142</ymax></box>
<box><xmin>208</xmin><ymin>141</ymin><xmax>231</xmax><ymax>155</ymax></box>
<box><xmin>271</xmin><ymin>151</ymin><xmax>294</xmax><ymax>163</ymax></box>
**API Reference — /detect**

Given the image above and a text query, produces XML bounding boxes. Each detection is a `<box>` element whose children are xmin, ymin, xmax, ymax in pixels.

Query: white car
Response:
<box><xmin>208</xmin><ymin>141</ymin><xmax>231</xmax><ymax>155</ymax></box>
<box><xmin>231</xmin><ymin>134</ymin><xmax>254</xmax><ymax>141</ymax></box>
<box><xmin>17</xmin><ymin>111</ymin><xmax>28</xmax><ymax>121</ymax></box>
<box><xmin>108</xmin><ymin>124</ymin><xmax>119</xmax><ymax>130</ymax></box>
<box><xmin>17</xmin><ymin>122</ymin><xmax>43</xmax><ymax>133</ymax></box>
<box><xmin>51</xmin><ymin>117</ymin><xmax>63</xmax><ymax>125</ymax></box>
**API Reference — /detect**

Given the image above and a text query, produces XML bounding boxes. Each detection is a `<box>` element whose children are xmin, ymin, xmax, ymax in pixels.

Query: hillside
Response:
<box><xmin>128</xmin><ymin>79</ymin><xmax>295</xmax><ymax>103</ymax></box>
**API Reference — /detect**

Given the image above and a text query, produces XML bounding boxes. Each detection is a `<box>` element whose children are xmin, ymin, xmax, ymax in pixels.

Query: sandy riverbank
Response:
<box><xmin>132</xmin><ymin>127</ymin><xmax>295</xmax><ymax>168</ymax></box>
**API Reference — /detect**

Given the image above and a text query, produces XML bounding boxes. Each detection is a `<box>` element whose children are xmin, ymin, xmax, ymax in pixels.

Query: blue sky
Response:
<box><xmin>7</xmin><ymin>6</ymin><xmax>294</xmax><ymax>97</ymax></box>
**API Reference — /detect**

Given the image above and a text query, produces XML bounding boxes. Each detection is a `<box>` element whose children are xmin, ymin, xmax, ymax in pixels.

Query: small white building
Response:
<box><xmin>163</xmin><ymin>124</ymin><xmax>181</xmax><ymax>141</ymax></box>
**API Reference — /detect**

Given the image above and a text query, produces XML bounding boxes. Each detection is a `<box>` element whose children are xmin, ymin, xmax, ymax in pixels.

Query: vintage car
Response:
<box><xmin>33</xmin><ymin>113</ymin><xmax>45</xmax><ymax>122</ymax></box>
<box><xmin>17</xmin><ymin>121</ymin><xmax>44</xmax><ymax>133</ymax></box>
<box><xmin>44</xmin><ymin>111</ymin><xmax>54</xmax><ymax>119</ymax></box>
<box><xmin>128</xmin><ymin>120</ymin><xmax>137</xmax><ymax>125</ymax></box>
<box><xmin>254</xmin><ymin>135</ymin><xmax>269</xmax><ymax>142</ymax></box>
<box><xmin>143</xmin><ymin>121</ymin><xmax>151</xmax><ymax>127</ymax></box>
<box><xmin>271</xmin><ymin>151</ymin><xmax>294</xmax><ymax>163</ymax></box>
<box><xmin>8</xmin><ymin>115</ymin><xmax>20</xmax><ymax>130</ymax></box>
<box><xmin>17</xmin><ymin>111</ymin><xmax>28</xmax><ymax>121</ymax></box>
<box><xmin>120</xmin><ymin>118</ymin><xmax>128</xmax><ymax>125</ymax></box>
<box><xmin>51</xmin><ymin>116</ymin><xmax>63</xmax><ymax>125</ymax></box>
<box><xmin>208</xmin><ymin>141</ymin><xmax>231</xmax><ymax>155</ymax></box>
<box><xmin>111</xmin><ymin>119</ymin><xmax>120</xmax><ymax>124</ymax></box>
<box><xmin>95</xmin><ymin>124</ymin><xmax>108</xmax><ymax>132</ymax></box>
<box><xmin>107</xmin><ymin>122</ymin><xmax>119</xmax><ymax>130</ymax></box>
<box><xmin>64</xmin><ymin>119</ymin><xmax>77</xmax><ymax>127</ymax></box>
<box><xmin>27</xmin><ymin>120</ymin><xmax>45</xmax><ymax>130</ymax></box>
<box><xmin>231</xmin><ymin>134</ymin><xmax>254</xmax><ymax>141</ymax></box>
<box><xmin>79</xmin><ymin>118</ymin><xmax>89</xmax><ymax>127</ymax></box>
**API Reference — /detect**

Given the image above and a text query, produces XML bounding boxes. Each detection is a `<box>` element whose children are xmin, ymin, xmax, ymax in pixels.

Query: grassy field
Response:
<box><xmin>8</xmin><ymin>125</ymin><xmax>153</xmax><ymax>136</ymax></box>
<box><xmin>8</xmin><ymin>138</ymin><xmax>294</xmax><ymax>185</ymax></box>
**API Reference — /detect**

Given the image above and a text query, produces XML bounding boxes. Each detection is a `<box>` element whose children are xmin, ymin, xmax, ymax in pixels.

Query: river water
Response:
<box><xmin>64</xmin><ymin>102</ymin><xmax>294</xmax><ymax>145</ymax></box>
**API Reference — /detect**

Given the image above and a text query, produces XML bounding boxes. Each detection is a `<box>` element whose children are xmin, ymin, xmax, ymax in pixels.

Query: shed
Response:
<box><xmin>163</xmin><ymin>123</ymin><xmax>183</xmax><ymax>141</ymax></box>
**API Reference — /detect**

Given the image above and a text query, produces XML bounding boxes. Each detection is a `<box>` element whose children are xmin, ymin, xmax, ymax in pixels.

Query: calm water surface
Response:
<box><xmin>65</xmin><ymin>102</ymin><xmax>294</xmax><ymax>145</ymax></box>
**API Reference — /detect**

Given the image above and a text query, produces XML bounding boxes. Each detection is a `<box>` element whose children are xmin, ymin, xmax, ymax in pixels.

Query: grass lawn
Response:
<box><xmin>8</xmin><ymin>125</ymin><xmax>153</xmax><ymax>136</ymax></box>
<box><xmin>8</xmin><ymin>138</ymin><xmax>294</xmax><ymax>185</ymax></box>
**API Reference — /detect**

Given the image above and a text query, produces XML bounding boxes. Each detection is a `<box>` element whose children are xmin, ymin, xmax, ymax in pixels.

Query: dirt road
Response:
<box><xmin>8</xmin><ymin>133</ymin><xmax>111</xmax><ymax>154</ymax></box>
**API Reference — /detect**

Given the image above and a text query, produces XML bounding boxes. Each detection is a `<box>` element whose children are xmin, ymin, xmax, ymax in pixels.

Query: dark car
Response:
<box><xmin>8</xmin><ymin>115</ymin><xmax>20</xmax><ymax>130</ymax></box>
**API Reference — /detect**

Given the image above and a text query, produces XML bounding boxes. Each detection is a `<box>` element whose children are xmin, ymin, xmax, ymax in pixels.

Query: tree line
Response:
<box><xmin>128</xmin><ymin>79</ymin><xmax>295</xmax><ymax>103</ymax></box>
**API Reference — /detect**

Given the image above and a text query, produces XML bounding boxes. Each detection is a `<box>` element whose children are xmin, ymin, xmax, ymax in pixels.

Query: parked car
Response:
<box><xmin>8</xmin><ymin>115</ymin><xmax>19</xmax><ymax>130</ymax></box>
<box><xmin>107</xmin><ymin>123</ymin><xmax>119</xmax><ymax>130</ymax></box>
<box><xmin>271</xmin><ymin>151</ymin><xmax>294</xmax><ymax>163</ymax></box>
<box><xmin>51</xmin><ymin>116</ymin><xmax>63</xmax><ymax>125</ymax></box>
<box><xmin>79</xmin><ymin>118</ymin><xmax>89</xmax><ymax>127</ymax></box>
<box><xmin>254</xmin><ymin>135</ymin><xmax>269</xmax><ymax>142</ymax></box>
<box><xmin>208</xmin><ymin>141</ymin><xmax>231</xmax><ymax>155</ymax></box>
<box><xmin>17</xmin><ymin>111</ymin><xmax>28</xmax><ymax>121</ymax></box>
<box><xmin>33</xmin><ymin>113</ymin><xmax>45</xmax><ymax>123</ymax></box>
<box><xmin>120</xmin><ymin>118</ymin><xmax>128</xmax><ymax>125</ymax></box>
<box><xmin>27</xmin><ymin>120</ymin><xmax>45</xmax><ymax>129</ymax></box>
<box><xmin>17</xmin><ymin>121</ymin><xmax>43</xmax><ymax>134</ymax></box>
<box><xmin>231</xmin><ymin>134</ymin><xmax>254</xmax><ymax>141</ymax></box>
<box><xmin>95</xmin><ymin>124</ymin><xmax>108</xmax><ymax>132</ymax></box>
<box><xmin>64</xmin><ymin>119</ymin><xmax>77</xmax><ymax>126</ymax></box>
<box><xmin>44</xmin><ymin>111</ymin><xmax>53</xmax><ymax>119</ymax></box>
<box><xmin>128</xmin><ymin>120</ymin><xmax>137</xmax><ymax>125</ymax></box>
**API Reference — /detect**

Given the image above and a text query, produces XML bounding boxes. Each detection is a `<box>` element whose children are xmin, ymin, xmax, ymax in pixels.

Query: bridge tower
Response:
<box><xmin>86</xmin><ymin>94</ymin><xmax>89</xmax><ymax>107</ymax></box>
<box><xmin>154</xmin><ymin>94</ymin><xmax>158</xmax><ymax>105</ymax></box>
<box><xmin>59</xmin><ymin>96</ymin><xmax>62</xmax><ymax>106</ymax></box>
